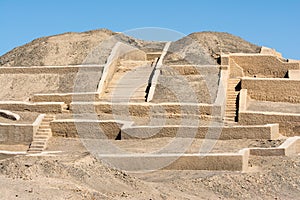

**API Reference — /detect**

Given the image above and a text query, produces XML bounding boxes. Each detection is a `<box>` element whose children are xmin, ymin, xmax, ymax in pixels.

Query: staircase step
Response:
<box><xmin>28</xmin><ymin>148</ymin><xmax>43</xmax><ymax>152</ymax></box>
<box><xmin>226</xmin><ymin>99</ymin><xmax>237</xmax><ymax>102</ymax></box>
<box><xmin>32</xmin><ymin>139</ymin><xmax>48</xmax><ymax>143</ymax></box>
<box><xmin>27</xmin><ymin>150</ymin><xmax>42</xmax><ymax>154</ymax></box>
<box><xmin>226</xmin><ymin>104</ymin><xmax>236</xmax><ymax>107</ymax></box>
<box><xmin>225</xmin><ymin>109</ymin><xmax>236</xmax><ymax>112</ymax></box>
<box><xmin>39</xmin><ymin>125</ymin><xmax>50</xmax><ymax>128</ymax></box>
<box><xmin>223</xmin><ymin>118</ymin><xmax>235</xmax><ymax>122</ymax></box>
<box><xmin>38</xmin><ymin>128</ymin><xmax>51</xmax><ymax>131</ymax></box>
<box><xmin>35</xmin><ymin>133</ymin><xmax>50</xmax><ymax>137</ymax></box>
<box><xmin>33</xmin><ymin>135</ymin><xmax>48</xmax><ymax>139</ymax></box>
<box><xmin>227</xmin><ymin>91</ymin><xmax>239</xmax><ymax>95</ymax></box>
<box><xmin>31</xmin><ymin>141</ymin><xmax>46</xmax><ymax>146</ymax></box>
<box><xmin>29</xmin><ymin>145</ymin><xmax>45</xmax><ymax>149</ymax></box>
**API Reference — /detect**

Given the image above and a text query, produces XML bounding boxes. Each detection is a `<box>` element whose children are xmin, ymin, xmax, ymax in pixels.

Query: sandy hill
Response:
<box><xmin>164</xmin><ymin>31</ymin><xmax>261</xmax><ymax>65</ymax></box>
<box><xmin>0</xmin><ymin>29</ymin><xmax>261</xmax><ymax>67</ymax></box>
<box><xmin>0</xmin><ymin>29</ymin><xmax>117</xmax><ymax>67</ymax></box>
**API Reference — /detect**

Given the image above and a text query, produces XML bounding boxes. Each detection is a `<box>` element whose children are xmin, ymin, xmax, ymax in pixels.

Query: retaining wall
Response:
<box><xmin>50</xmin><ymin>118</ymin><xmax>279</xmax><ymax>140</ymax></box>
<box><xmin>239</xmin><ymin>111</ymin><xmax>300</xmax><ymax>136</ymax></box>
<box><xmin>222</xmin><ymin>54</ymin><xmax>299</xmax><ymax>78</ymax></box>
<box><xmin>31</xmin><ymin>92</ymin><xmax>100</xmax><ymax>105</ymax></box>
<box><xmin>0</xmin><ymin>101</ymin><xmax>65</xmax><ymax>113</ymax></box>
<box><xmin>51</xmin><ymin>119</ymin><xmax>123</xmax><ymax>138</ymax></box>
<box><xmin>0</xmin><ymin>114</ymin><xmax>44</xmax><ymax>145</ymax></box>
<box><xmin>0</xmin><ymin>65</ymin><xmax>103</xmax><ymax>101</ymax></box>
<box><xmin>241</xmin><ymin>78</ymin><xmax>300</xmax><ymax>103</ymax></box>
<box><xmin>249</xmin><ymin>136</ymin><xmax>300</xmax><ymax>156</ymax></box>
<box><xmin>121</xmin><ymin>124</ymin><xmax>279</xmax><ymax>140</ymax></box>
<box><xmin>71</xmin><ymin>102</ymin><xmax>221</xmax><ymax>118</ymax></box>
<box><xmin>98</xmin><ymin>149</ymin><xmax>249</xmax><ymax>171</ymax></box>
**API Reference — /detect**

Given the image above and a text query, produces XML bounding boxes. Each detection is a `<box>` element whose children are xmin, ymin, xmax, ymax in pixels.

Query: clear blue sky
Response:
<box><xmin>1</xmin><ymin>0</ymin><xmax>300</xmax><ymax>59</ymax></box>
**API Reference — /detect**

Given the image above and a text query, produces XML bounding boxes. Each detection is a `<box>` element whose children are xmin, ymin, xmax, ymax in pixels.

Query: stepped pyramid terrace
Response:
<box><xmin>0</xmin><ymin>29</ymin><xmax>299</xmax><ymax>199</ymax></box>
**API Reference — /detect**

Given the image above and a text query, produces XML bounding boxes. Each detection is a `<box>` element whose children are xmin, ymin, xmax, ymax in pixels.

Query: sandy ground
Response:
<box><xmin>0</xmin><ymin>137</ymin><xmax>298</xmax><ymax>200</ymax></box>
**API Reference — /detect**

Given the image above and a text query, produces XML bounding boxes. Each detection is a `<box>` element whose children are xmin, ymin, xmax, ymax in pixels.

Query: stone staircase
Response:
<box><xmin>224</xmin><ymin>78</ymin><xmax>240</xmax><ymax>123</ymax></box>
<box><xmin>100</xmin><ymin>60</ymin><xmax>154</xmax><ymax>103</ymax></box>
<box><xmin>27</xmin><ymin>114</ymin><xmax>55</xmax><ymax>154</ymax></box>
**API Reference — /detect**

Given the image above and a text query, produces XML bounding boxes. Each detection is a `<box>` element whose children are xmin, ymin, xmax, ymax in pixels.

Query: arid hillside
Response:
<box><xmin>0</xmin><ymin>29</ymin><xmax>261</xmax><ymax>67</ymax></box>
<box><xmin>164</xmin><ymin>31</ymin><xmax>261</xmax><ymax>65</ymax></box>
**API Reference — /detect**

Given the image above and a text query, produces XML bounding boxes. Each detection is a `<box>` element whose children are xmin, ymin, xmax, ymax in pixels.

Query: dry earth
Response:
<box><xmin>0</xmin><ymin>143</ymin><xmax>299</xmax><ymax>200</ymax></box>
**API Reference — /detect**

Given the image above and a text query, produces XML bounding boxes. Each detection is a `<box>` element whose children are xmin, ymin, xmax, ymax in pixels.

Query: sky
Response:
<box><xmin>0</xmin><ymin>0</ymin><xmax>300</xmax><ymax>59</ymax></box>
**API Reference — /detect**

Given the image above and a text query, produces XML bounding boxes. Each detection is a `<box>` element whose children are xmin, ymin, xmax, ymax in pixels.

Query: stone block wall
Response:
<box><xmin>241</xmin><ymin>78</ymin><xmax>300</xmax><ymax>103</ymax></box>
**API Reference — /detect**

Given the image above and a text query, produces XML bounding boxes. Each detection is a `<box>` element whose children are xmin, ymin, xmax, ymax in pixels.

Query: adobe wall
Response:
<box><xmin>51</xmin><ymin>118</ymin><xmax>278</xmax><ymax>140</ymax></box>
<box><xmin>0</xmin><ymin>114</ymin><xmax>43</xmax><ymax>145</ymax></box>
<box><xmin>222</xmin><ymin>54</ymin><xmax>299</xmax><ymax>78</ymax></box>
<box><xmin>51</xmin><ymin>119</ymin><xmax>122</xmax><ymax>139</ymax></box>
<box><xmin>288</xmin><ymin>70</ymin><xmax>300</xmax><ymax>79</ymax></box>
<box><xmin>260</xmin><ymin>46</ymin><xmax>282</xmax><ymax>58</ymax></box>
<box><xmin>0</xmin><ymin>65</ymin><xmax>103</xmax><ymax>101</ymax></box>
<box><xmin>239</xmin><ymin>111</ymin><xmax>300</xmax><ymax>136</ymax></box>
<box><xmin>241</xmin><ymin>78</ymin><xmax>300</xmax><ymax>103</ymax></box>
<box><xmin>31</xmin><ymin>92</ymin><xmax>100</xmax><ymax>105</ymax></box>
<box><xmin>121</xmin><ymin>124</ymin><xmax>279</xmax><ymax>140</ymax></box>
<box><xmin>152</xmin><ymin>65</ymin><xmax>220</xmax><ymax>104</ymax></box>
<box><xmin>98</xmin><ymin>149</ymin><xmax>249</xmax><ymax>171</ymax></box>
<box><xmin>0</xmin><ymin>102</ymin><xmax>65</xmax><ymax>113</ymax></box>
<box><xmin>71</xmin><ymin>102</ymin><xmax>221</xmax><ymax>118</ymax></box>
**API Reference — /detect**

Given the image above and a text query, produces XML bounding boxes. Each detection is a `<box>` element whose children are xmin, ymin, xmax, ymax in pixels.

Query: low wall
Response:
<box><xmin>31</xmin><ymin>92</ymin><xmax>100</xmax><ymax>105</ymax></box>
<box><xmin>146</xmin><ymin>52</ymin><xmax>162</xmax><ymax>61</ymax></box>
<box><xmin>260</xmin><ymin>46</ymin><xmax>282</xmax><ymax>58</ymax></box>
<box><xmin>288</xmin><ymin>70</ymin><xmax>300</xmax><ymax>80</ymax></box>
<box><xmin>0</xmin><ymin>101</ymin><xmax>65</xmax><ymax>113</ymax></box>
<box><xmin>71</xmin><ymin>102</ymin><xmax>221</xmax><ymax>118</ymax></box>
<box><xmin>98</xmin><ymin>149</ymin><xmax>249</xmax><ymax>171</ymax></box>
<box><xmin>241</xmin><ymin>78</ymin><xmax>300</xmax><ymax>103</ymax></box>
<box><xmin>147</xmin><ymin>42</ymin><xmax>170</xmax><ymax>102</ymax></box>
<box><xmin>239</xmin><ymin>111</ymin><xmax>300</xmax><ymax>136</ymax></box>
<box><xmin>214</xmin><ymin>66</ymin><xmax>228</xmax><ymax>118</ymax></box>
<box><xmin>249</xmin><ymin>136</ymin><xmax>300</xmax><ymax>156</ymax></box>
<box><xmin>0</xmin><ymin>65</ymin><xmax>103</xmax><ymax>101</ymax></box>
<box><xmin>238</xmin><ymin>89</ymin><xmax>248</xmax><ymax>112</ymax></box>
<box><xmin>51</xmin><ymin>118</ymin><xmax>279</xmax><ymax>140</ymax></box>
<box><xmin>51</xmin><ymin>119</ymin><xmax>123</xmax><ymax>138</ymax></box>
<box><xmin>121</xmin><ymin>124</ymin><xmax>279</xmax><ymax>140</ymax></box>
<box><xmin>229</xmin><ymin>54</ymin><xmax>299</xmax><ymax>78</ymax></box>
<box><xmin>0</xmin><ymin>114</ymin><xmax>44</xmax><ymax>145</ymax></box>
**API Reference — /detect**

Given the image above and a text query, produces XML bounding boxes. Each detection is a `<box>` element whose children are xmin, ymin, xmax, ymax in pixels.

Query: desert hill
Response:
<box><xmin>0</xmin><ymin>29</ymin><xmax>261</xmax><ymax>67</ymax></box>
<box><xmin>164</xmin><ymin>31</ymin><xmax>261</xmax><ymax>65</ymax></box>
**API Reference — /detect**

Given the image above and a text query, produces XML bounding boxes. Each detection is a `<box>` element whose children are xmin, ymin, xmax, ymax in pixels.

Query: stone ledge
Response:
<box><xmin>248</xmin><ymin>136</ymin><xmax>300</xmax><ymax>156</ymax></box>
<box><xmin>50</xmin><ymin>119</ymin><xmax>279</xmax><ymax>140</ymax></box>
<box><xmin>0</xmin><ymin>114</ymin><xmax>44</xmax><ymax>145</ymax></box>
<box><xmin>97</xmin><ymin>149</ymin><xmax>249</xmax><ymax>171</ymax></box>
